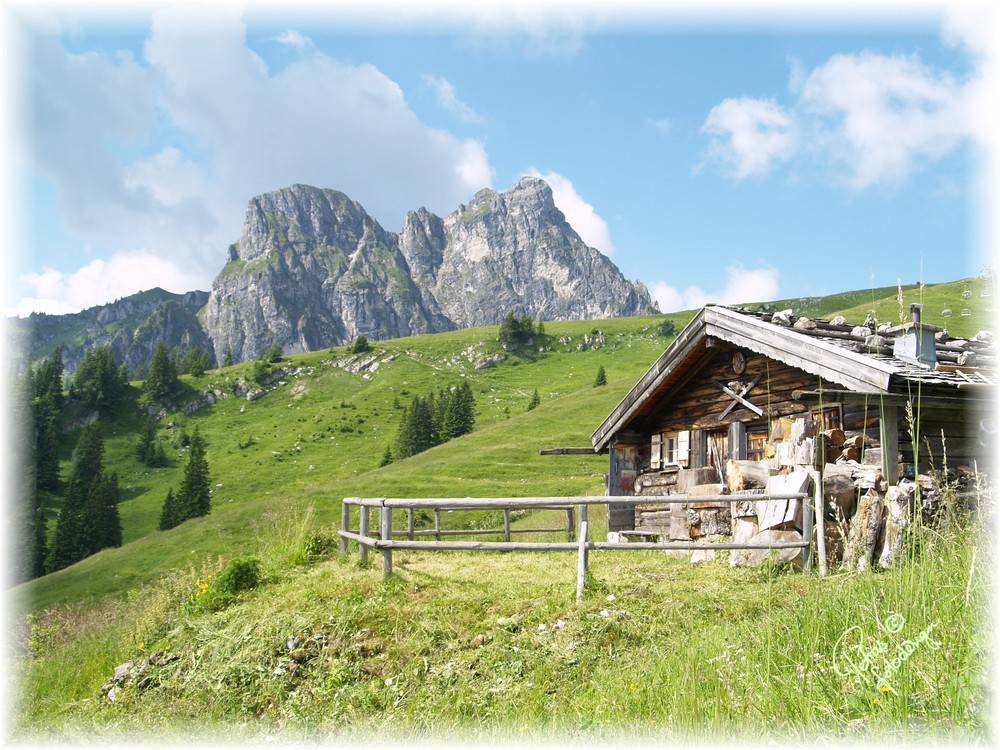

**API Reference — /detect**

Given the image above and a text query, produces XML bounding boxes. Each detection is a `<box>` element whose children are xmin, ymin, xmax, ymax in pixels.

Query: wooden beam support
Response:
<box><xmin>880</xmin><ymin>404</ymin><xmax>900</xmax><ymax>485</ymax></box>
<box><xmin>715</xmin><ymin>377</ymin><xmax>765</xmax><ymax>418</ymax></box>
<box><xmin>717</xmin><ymin>374</ymin><xmax>764</xmax><ymax>420</ymax></box>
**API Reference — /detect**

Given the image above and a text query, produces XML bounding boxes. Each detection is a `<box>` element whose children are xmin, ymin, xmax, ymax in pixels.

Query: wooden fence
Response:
<box><xmin>339</xmin><ymin>493</ymin><xmax>813</xmax><ymax>601</ymax></box>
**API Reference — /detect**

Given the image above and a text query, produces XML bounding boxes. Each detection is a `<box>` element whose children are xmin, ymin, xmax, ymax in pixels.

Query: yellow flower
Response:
<box><xmin>873</xmin><ymin>698</ymin><xmax>880</xmax><ymax>705</ymax></box>
<box><xmin>138</xmin><ymin>641</ymin><xmax>145</xmax><ymax>650</ymax></box>
<box><xmin>879</xmin><ymin>686</ymin><xmax>890</xmax><ymax>694</ymax></box>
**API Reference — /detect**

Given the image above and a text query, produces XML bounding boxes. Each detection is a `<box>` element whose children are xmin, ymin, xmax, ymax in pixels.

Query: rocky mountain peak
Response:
<box><xmin>201</xmin><ymin>178</ymin><xmax>656</xmax><ymax>362</ymax></box>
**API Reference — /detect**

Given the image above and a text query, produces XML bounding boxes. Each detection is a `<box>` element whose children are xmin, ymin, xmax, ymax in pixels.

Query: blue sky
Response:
<box><xmin>1</xmin><ymin>1</ymin><xmax>996</xmax><ymax>317</ymax></box>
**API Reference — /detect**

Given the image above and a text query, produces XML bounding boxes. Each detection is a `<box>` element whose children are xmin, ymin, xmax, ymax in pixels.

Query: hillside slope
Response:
<box><xmin>15</xmin><ymin>276</ymin><xmax>994</xmax><ymax>611</ymax></box>
<box><xmin>9</xmin><ymin>279</ymin><xmax>991</xmax><ymax>742</ymax></box>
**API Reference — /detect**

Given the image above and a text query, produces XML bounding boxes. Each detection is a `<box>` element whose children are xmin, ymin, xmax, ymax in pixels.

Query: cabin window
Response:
<box><xmin>811</xmin><ymin>404</ymin><xmax>843</xmax><ymax>434</ymax></box>
<box><xmin>650</xmin><ymin>430</ymin><xmax>690</xmax><ymax>469</ymax></box>
<box><xmin>747</xmin><ymin>427</ymin><xmax>769</xmax><ymax>461</ymax></box>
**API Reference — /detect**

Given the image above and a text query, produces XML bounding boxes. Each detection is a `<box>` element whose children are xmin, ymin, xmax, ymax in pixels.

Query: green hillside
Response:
<box><xmin>9</xmin><ymin>281</ymin><xmax>992</xmax><ymax>742</ymax></box>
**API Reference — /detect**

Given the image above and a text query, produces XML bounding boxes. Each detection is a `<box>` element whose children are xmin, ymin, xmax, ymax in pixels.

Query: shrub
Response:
<box><xmin>349</xmin><ymin>335</ymin><xmax>372</xmax><ymax>354</ymax></box>
<box><xmin>215</xmin><ymin>556</ymin><xmax>262</xmax><ymax>596</ymax></box>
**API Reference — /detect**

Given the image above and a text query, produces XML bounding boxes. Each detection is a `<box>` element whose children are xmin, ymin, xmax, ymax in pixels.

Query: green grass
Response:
<box><xmin>11</xmin><ymin>496</ymin><xmax>991</xmax><ymax>743</ymax></box>
<box><xmin>9</xmin><ymin>279</ymin><xmax>994</xmax><ymax>742</ymax></box>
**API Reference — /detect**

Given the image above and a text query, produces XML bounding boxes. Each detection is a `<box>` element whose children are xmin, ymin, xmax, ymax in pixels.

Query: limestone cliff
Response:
<box><xmin>204</xmin><ymin>179</ymin><xmax>656</xmax><ymax>362</ymax></box>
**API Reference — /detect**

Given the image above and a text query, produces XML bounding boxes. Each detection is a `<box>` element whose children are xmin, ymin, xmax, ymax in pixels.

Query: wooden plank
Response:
<box><xmin>539</xmin><ymin>447</ymin><xmax>598</xmax><ymax>455</ymax></box>
<box><xmin>340</xmin><ymin>502</ymin><xmax>351</xmax><ymax>554</ymax></box>
<box><xmin>880</xmin><ymin>404</ymin><xmax>900</xmax><ymax>485</ymax></box>
<box><xmin>338</xmin><ymin>529</ymin><xmax>375</xmax><ymax>545</ymax></box>
<box><xmin>359</xmin><ymin>505</ymin><xmax>370</xmax><ymax>565</ymax></box>
<box><xmin>793</xmin><ymin>389</ymin><xmax>982</xmax><ymax>407</ymax></box>
<box><xmin>377</xmin><ymin>539</ymin><xmax>808</xmax><ymax>552</ymax></box>
<box><xmin>717</xmin><ymin>374</ymin><xmax>764</xmax><ymax>419</ymax></box>
<box><xmin>351</xmin><ymin>493</ymin><xmax>806</xmax><ymax>509</ymax></box>
<box><xmin>576</xmin><ymin>520</ymin><xmax>589</xmax><ymax>603</ymax></box>
<box><xmin>380</xmin><ymin>506</ymin><xmax>393</xmax><ymax>578</ymax></box>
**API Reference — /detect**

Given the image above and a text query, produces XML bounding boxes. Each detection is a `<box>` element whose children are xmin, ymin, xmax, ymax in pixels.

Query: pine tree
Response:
<box><xmin>85</xmin><ymin>472</ymin><xmax>122</xmax><ymax>553</ymax></box>
<box><xmin>46</xmin><ymin>480</ymin><xmax>87</xmax><ymax>572</ymax></box>
<box><xmin>71</xmin><ymin>345</ymin><xmax>128</xmax><ymax>414</ymax></box>
<box><xmin>177</xmin><ymin>427</ymin><xmax>211</xmax><ymax>520</ymax></box>
<box><xmin>34</xmin><ymin>394</ymin><xmax>62</xmax><ymax>492</ymax></box>
<box><xmin>594</xmin><ymin>365</ymin><xmax>607</xmax><ymax>387</ymax></box>
<box><xmin>379</xmin><ymin>445</ymin><xmax>393</xmax><ymax>467</ymax></box>
<box><xmin>394</xmin><ymin>404</ymin><xmax>413</xmax><ymax>459</ymax></box>
<box><xmin>527</xmin><ymin>389</ymin><xmax>541</xmax><ymax>411</ymax></box>
<box><xmin>45</xmin><ymin>423</ymin><xmax>122</xmax><ymax>570</ymax></box>
<box><xmin>498</xmin><ymin>311</ymin><xmax>520</xmax><ymax>349</ymax></box>
<box><xmin>136</xmin><ymin>418</ymin><xmax>158</xmax><ymax>464</ymax></box>
<box><xmin>441</xmin><ymin>381</ymin><xmax>475</xmax><ymax>440</ymax></box>
<box><xmin>183</xmin><ymin>348</ymin><xmax>211</xmax><ymax>377</ymax></box>
<box><xmin>34</xmin><ymin>346</ymin><xmax>65</xmax><ymax>410</ymax></box>
<box><xmin>144</xmin><ymin>342</ymin><xmax>179</xmax><ymax>402</ymax></box>
<box><xmin>159</xmin><ymin>487</ymin><xmax>181</xmax><ymax>531</ymax></box>
<box><xmin>13</xmin><ymin>366</ymin><xmax>48</xmax><ymax>581</ymax></box>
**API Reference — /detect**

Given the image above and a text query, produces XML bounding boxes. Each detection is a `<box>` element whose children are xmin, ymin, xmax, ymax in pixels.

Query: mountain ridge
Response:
<box><xmin>11</xmin><ymin>178</ymin><xmax>657</xmax><ymax>374</ymax></box>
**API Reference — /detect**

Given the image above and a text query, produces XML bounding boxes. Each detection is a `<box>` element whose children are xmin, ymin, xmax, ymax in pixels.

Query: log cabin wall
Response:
<box><xmin>899</xmin><ymin>400</ymin><xmax>988</xmax><ymax>473</ymax></box>
<box><xmin>641</xmin><ymin>344</ymin><xmax>842</xmax><ymax>455</ymax></box>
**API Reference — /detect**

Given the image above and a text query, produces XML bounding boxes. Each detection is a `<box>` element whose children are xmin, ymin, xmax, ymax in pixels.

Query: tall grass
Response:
<box><xmin>11</xmin><ymin>485</ymin><xmax>991</xmax><ymax>743</ymax></box>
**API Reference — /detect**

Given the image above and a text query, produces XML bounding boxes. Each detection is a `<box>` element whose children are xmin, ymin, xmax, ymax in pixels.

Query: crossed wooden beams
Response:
<box><xmin>714</xmin><ymin>374</ymin><xmax>764</xmax><ymax>420</ymax></box>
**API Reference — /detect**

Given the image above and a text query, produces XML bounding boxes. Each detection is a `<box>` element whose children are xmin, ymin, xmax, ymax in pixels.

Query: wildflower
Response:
<box><xmin>138</xmin><ymin>641</ymin><xmax>145</xmax><ymax>650</ymax></box>
<box><xmin>879</xmin><ymin>685</ymin><xmax>890</xmax><ymax>694</ymax></box>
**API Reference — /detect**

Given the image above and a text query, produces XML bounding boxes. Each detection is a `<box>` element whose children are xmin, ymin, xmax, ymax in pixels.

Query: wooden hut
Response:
<box><xmin>590</xmin><ymin>304</ymin><xmax>995</xmax><ymax>567</ymax></box>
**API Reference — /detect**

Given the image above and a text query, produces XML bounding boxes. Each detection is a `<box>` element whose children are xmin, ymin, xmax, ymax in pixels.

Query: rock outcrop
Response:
<box><xmin>10</xmin><ymin>289</ymin><xmax>212</xmax><ymax>377</ymax></box>
<box><xmin>204</xmin><ymin>178</ymin><xmax>656</xmax><ymax>362</ymax></box>
<box><xmin>13</xmin><ymin>178</ymin><xmax>658</xmax><ymax>372</ymax></box>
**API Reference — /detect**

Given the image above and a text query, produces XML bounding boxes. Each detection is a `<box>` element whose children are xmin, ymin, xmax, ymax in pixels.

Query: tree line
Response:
<box><xmin>13</xmin><ymin>343</ymin><xmax>213</xmax><ymax>582</ymax></box>
<box><xmin>383</xmin><ymin>381</ymin><xmax>476</xmax><ymax>465</ymax></box>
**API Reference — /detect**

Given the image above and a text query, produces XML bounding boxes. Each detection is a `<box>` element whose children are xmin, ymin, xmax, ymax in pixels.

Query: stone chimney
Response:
<box><xmin>888</xmin><ymin>303</ymin><xmax>941</xmax><ymax>368</ymax></box>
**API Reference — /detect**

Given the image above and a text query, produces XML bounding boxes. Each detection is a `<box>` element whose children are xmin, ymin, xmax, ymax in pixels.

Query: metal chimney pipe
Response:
<box><xmin>910</xmin><ymin>303</ymin><xmax>921</xmax><ymax>325</ymax></box>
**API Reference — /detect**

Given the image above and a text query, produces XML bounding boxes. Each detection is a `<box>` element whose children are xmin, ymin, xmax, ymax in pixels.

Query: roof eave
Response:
<box><xmin>591</xmin><ymin>306</ymin><xmax>899</xmax><ymax>452</ymax></box>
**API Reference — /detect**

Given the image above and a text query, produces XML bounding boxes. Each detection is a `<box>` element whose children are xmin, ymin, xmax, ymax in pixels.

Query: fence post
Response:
<box><xmin>407</xmin><ymin>508</ymin><xmax>415</xmax><ymax>541</ymax></box>
<box><xmin>576</xmin><ymin>520</ymin><xmax>589</xmax><ymax>603</ymax></box>
<box><xmin>802</xmin><ymin>491</ymin><xmax>813</xmax><ymax>574</ymax></box>
<box><xmin>380</xmin><ymin>505</ymin><xmax>393</xmax><ymax>578</ymax></box>
<box><xmin>359</xmin><ymin>505</ymin><xmax>370</xmax><ymax>565</ymax></box>
<box><xmin>809</xmin><ymin>470</ymin><xmax>828</xmax><ymax>577</ymax></box>
<box><xmin>503</xmin><ymin>509</ymin><xmax>511</xmax><ymax>542</ymax></box>
<box><xmin>566</xmin><ymin>507</ymin><xmax>574</xmax><ymax>541</ymax></box>
<box><xmin>434</xmin><ymin>509</ymin><xmax>442</xmax><ymax>541</ymax></box>
<box><xmin>340</xmin><ymin>501</ymin><xmax>350</xmax><ymax>554</ymax></box>
<box><xmin>578</xmin><ymin>503</ymin><xmax>588</xmax><ymax>540</ymax></box>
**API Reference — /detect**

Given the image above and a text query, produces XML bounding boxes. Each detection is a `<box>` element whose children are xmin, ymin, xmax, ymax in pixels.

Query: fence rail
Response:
<box><xmin>339</xmin><ymin>493</ymin><xmax>813</xmax><ymax>600</ymax></box>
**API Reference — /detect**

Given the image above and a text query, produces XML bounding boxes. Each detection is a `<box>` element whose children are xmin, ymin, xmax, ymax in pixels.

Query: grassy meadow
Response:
<box><xmin>7</xmin><ymin>277</ymin><xmax>995</xmax><ymax>742</ymax></box>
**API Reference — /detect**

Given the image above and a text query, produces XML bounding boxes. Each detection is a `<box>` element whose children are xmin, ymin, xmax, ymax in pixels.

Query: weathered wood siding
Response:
<box><xmin>642</xmin><ymin>345</ymin><xmax>837</xmax><ymax>438</ymax></box>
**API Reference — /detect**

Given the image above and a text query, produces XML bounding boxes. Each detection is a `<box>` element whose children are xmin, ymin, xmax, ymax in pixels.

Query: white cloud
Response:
<box><xmin>13</xmin><ymin>252</ymin><xmax>202</xmax><ymax>317</ymax></box>
<box><xmin>122</xmin><ymin>147</ymin><xmax>209</xmax><ymax>207</ymax></box>
<box><xmin>17</xmin><ymin>6</ymin><xmax>495</xmax><ymax>314</ymax></box>
<box><xmin>276</xmin><ymin>30</ymin><xmax>310</xmax><ymax>51</ymax></box>
<box><xmin>701</xmin><ymin>97</ymin><xmax>796</xmax><ymax>179</ymax></box>
<box><xmin>422</xmin><ymin>74</ymin><xmax>486</xmax><ymax>124</ymax></box>
<box><xmin>649</xmin><ymin>266</ymin><xmax>780</xmax><ymax>312</ymax></box>
<box><xmin>701</xmin><ymin>19</ymin><xmax>992</xmax><ymax>190</ymax></box>
<box><xmin>524</xmin><ymin>169</ymin><xmax>616</xmax><ymax>256</ymax></box>
<box><xmin>800</xmin><ymin>52</ymin><xmax>971</xmax><ymax>189</ymax></box>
